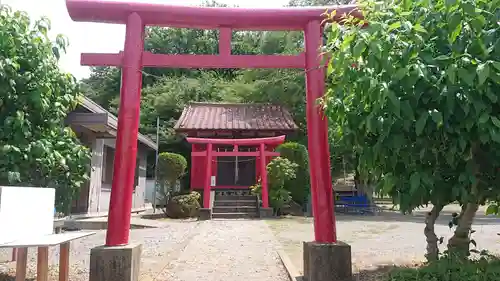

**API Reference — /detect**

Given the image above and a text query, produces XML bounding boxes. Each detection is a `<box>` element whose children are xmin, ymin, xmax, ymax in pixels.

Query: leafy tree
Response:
<box><xmin>324</xmin><ymin>0</ymin><xmax>500</xmax><ymax>259</ymax></box>
<box><xmin>0</xmin><ymin>6</ymin><xmax>91</xmax><ymax>213</ymax></box>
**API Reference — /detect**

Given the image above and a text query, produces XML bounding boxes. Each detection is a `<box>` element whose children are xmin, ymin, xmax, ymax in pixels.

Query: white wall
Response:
<box><xmin>86</xmin><ymin>139</ymin><xmax>149</xmax><ymax>214</ymax></box>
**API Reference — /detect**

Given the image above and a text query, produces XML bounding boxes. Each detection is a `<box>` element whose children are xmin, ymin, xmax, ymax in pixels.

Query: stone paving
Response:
<box><xmin>0</xmin><ymin>219</ymin><xmax>288</xmax><ymax>281</ymax></box>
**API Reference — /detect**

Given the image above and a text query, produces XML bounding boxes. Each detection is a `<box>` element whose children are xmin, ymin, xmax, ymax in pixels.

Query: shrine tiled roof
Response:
<box><xmin>174</xmin><ymin>102</ymin><xmax>299</xmax><ymax>131</ymax></box>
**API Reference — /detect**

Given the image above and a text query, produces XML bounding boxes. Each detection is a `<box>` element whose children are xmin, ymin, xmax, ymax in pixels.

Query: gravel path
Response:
<box><xmin>267</xmin><ymin>205</ymin><xmax>500</xmax><ymax>277</ymax></box>
<box><xmin>0</xmin><ymin>219</ymin><xmax>288</xmax><ymax>281</ymax></box>
<box><xmin>0</xmin><ymin>220</ymin><xmax>201</xmax><ymax>281</ymax></box>
<box><xmin>154</xmin><ymin>220</ymin><xmax>289</xmax><ymax>281</ymax></box>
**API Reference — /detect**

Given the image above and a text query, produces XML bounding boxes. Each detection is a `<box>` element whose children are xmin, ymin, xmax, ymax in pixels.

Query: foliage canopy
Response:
<box><xmin>0</xmin><ymin>6</ymin><xmax>91</xmax><ymax>213</ymax></box>
<box><xmin>324</xmin><ymin>0</ymin><xmax>500</xmax><ymax>255</ymax></box>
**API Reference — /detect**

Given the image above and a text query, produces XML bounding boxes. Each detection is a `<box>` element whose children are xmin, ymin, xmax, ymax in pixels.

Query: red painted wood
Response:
<box><xmin>187</xmin><ymin>135</ymin><xmax>285</xmax><ymax>145</ymax></box>
<box><xmin>219</xmin><ymin>28</ymin><xmax>232</xmax><ymax>56</ymax></box>
<box><xmin>80</xmin><ymin>52</ymin><xmax>122</xmax><ymax>66</ymax></box>
<box><xmin>66</xmin><ymin>0</ymin><xmax>361</xmax><ymax>29</ymax></box>
<box><xmin>190</xmin><ymin>144</ymin><xmax>197</xmax><ymax>191</ymax></box>
<box><xmin>204</xmin><ymin>143</ymin><xmax>213</xmax><ymax>208</ymax></box>
<box><xmin>305</xmin><ymin>20</ymin><xmax>336</xmax><ymax>243</ymax></box>
<box><xmin>191</xmin><ymin>185</ymin><xmax>252</xmax><ymax>190</ymax></box>
<box><xmin>105</xmin><ymin>12</ymin><xmax>144</xmax><ymax>247</ymax></box>
<box><xmin>259</xmin><ymin>143</ymin><xmax>269</xmax><ymax>208</ymax></box>
<box><xmin>81</xmin><ymin>53</ymin><xmax>305</xmax><ymax>69</ymax></box>
<box><xmin>192</xmin><ymin>151</ymin><xmax>280</xmax><ymax>157</ymax></box>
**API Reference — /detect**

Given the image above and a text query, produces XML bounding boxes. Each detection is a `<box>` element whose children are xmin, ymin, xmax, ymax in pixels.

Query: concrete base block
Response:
<box><xmin>303</xmin><ymin>241</ymin><xmax>352</xmax><ymax>281</ymax></box>
<box><xmin>259</xmin><ymin>207</ymin><xmax>274</xmax><ymax>218</ymax></box>
<box><xmin>90</xmin><ymin>243</ymin><xmax>142</xmax><ymax>281</ymax></box>
<box><xmin>198</xmin><ymin>208</ymin><xmax>212</xmax><ymax>220</ymax></box>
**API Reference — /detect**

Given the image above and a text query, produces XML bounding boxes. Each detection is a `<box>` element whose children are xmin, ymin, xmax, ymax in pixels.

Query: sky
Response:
<box><xmin>3</xmin><ymin>0</ymin><xmax>290</xmax><ymax>79</ymax></box>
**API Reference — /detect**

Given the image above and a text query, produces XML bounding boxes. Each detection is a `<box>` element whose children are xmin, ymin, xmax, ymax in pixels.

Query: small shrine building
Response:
<box><xmin>174</xmin><ymin>102</ymin><xmax>298</xmax><ymax>209</ymax></box>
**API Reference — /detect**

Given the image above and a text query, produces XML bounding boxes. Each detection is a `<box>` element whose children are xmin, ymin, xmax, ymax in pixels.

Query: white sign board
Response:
<box><xmin>210</xmin><ymin>176</ymin><xmax>216</xmax><ymax>187</ymax></box>
<box><xmin>0</xmin><ymin>186</ymin><xmax>55</xmax><ymax>245</ymax></box>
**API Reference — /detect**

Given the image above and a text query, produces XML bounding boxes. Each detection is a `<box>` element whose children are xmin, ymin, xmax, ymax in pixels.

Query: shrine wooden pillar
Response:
<box><xmin>259</xmin><ymin>143</ymin><xmax>269</xmax><ymax>208</ymax></box>
<box><xmin>304</xmin><ymin>20</ymin><xmax>336</xmax><ymax>243</ymax></box>
<box><xmin>203</xmin><ymin>143</ymin><xmax>213</xmax><ymax>208</ymax></box>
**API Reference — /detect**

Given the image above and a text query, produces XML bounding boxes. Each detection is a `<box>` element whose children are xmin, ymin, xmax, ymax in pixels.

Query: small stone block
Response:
<box><xmin>90</xmin><ymin>243</ymin><xmax>142</xmax><ymax>281</ymax></box>
<box><xmin>259</xmin><ymin>207</ymin><xmax>274</xmax><ymax>218</ymax></box>
<box><xmin>303</xmin><ymin>241</ymin><xmax>352</xmax><ymax>281</ymax></box>
<box><xmin>198</xmin><ymin>208</ymin><xmax>212</xmax><ymax>220</ymax></box>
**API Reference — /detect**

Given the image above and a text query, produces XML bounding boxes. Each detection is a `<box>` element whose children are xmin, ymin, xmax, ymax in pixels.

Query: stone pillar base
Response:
<box><xmin>303</xmin><ymin>241</ymin><xmax>352</xmax><ymax>281</ymax></box>
<box><xmin>90</xmin><ymin>243</ymin><xmax>142</xmax><ymax>281</ymax></box>
<box><xmin>198</xmin><ymin>208</ymin><xmax>212</xmax><ymax>220</ymax></box>
<box><xmin>259</xmin><ymin>207</ymin><xmax>274</xmax><ymax>218</ymax></box>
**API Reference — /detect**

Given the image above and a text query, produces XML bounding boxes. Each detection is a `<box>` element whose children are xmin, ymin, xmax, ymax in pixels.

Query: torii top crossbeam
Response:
<box><xmin>66</xmin><ymin>0</ymin><xmax>360</xmax><ymax>30</ymax></box>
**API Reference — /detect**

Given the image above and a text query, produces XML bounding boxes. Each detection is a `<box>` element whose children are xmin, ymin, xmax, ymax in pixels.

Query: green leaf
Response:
<box><xmin>435</xmin><ymin>55</ymin><xmax>450</xmax><ymax>61</ymax></box>
<box><xmin>387</xmin><ymin>91</ymin><xmax>401</xmax><ymax>114</ymax></box>
<box><xmin>448</xmin><ymin>13</ymin><xmax>462</xmax><ymax>43</ymax></box>
<box><xmin>492</xmin><ymin>117</ymin><xmax>500</xmax><ymax>128</ymax></box>
<box><xmin>478</xmin><ymin>113</ymin><xmax>489</xmax><ymax>124</ymax></box>
<box><xmin>394</xmin><ymin>68</ymin><xmax>407</xmax><ymax>81</ymax></box>
<box><xmin>477</xmin><ymin>63</ymin><xmax>490</xmax><ymax>86</ymax></box>
<box><xmin>410</xmin><ymin>172</ymin><xmax>421</xmax><ymax>195</ymax></box>
<box><xmin>492</xmin><ymin>61</ymin><xmax>500</xmax><ymax>71</ymax></box>
<box><xmin>490</xmin><ymin>129</ymin><xmax>500</xmax><ymax>143</ymax></box>
<box><xmin>431</xmin><ymin>111</ymin><xmax>443</xmax><ymax>126</ymax></box>
<box><xmin>388</xmin><ymin>22</ymin><xmax>402</xmax><ymax>31</ymax></box>
<box><xmin>486</xmin><ymin>204</ymin><xmax>499</xmax><ymax>215</ymax></box>
<box><xmin>458</xmin><ymin>69</ymin><xmax>474</xmax><ymax>86</ymax></box>
<box><xmin>461</xmin><ymin>2</ymin><xmax>475</xmax><ymax>15</ymax></box>
<box><xmin>401</xmin><ymin>100</ymin><xmax>415</xmax><ymax>120</ymax></box>
<box><xmin>486</xmin><ymin>89</ymin><xmax>498</xmax><ymax>103</ymax></box>
<box><xmin>352</xmin><ymin>41</ymin><xmax>366</xmax><ymax>58</ymax></box>
<box><xmin>416</xmin><ymin>113</ymin><xmax>428</xmax><ymax>136</ymax></box>
<box><xmin>413</xmin><ymin>24</ymin><xmax>427</xmax><ymax>33</ymax></box>
<box><xmin>445</xmin><ymin>0</ymin><xmax>457</xmax><ymax>8</ymax></box>
<box><xmin>446</xmin><ymin>65</ymin><xmax>457</xmax><ymax>83</ymax></box>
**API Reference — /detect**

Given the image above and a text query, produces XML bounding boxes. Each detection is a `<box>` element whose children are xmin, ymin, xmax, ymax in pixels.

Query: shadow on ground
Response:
<box><xmin>291</xmin><ymin>265</ymin><xmax>416</xmax><ymax>281</ymax></box>
<box><xmin>0</xmin><ymin>273</ymin><xmax>35</xmax><ymax>281</ymax></box>
<box><xmin>278</xmin><ymin>209</ymin><xmax>500</xmax><ymax>226</ymax></box>
<box><xmin>352</xmin><ymin>265</ymin><xmax>416</xmax><ymax>281</ymax></box>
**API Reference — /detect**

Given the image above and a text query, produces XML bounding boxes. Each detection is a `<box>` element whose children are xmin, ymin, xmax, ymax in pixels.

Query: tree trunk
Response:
<box><xmin>424</xmin><ymin>204</ymin><xmax>443</xmax><ymax>261</ymax></box>
<box><xmin>447</xmin><ymin>202</ymin><xmax>479</xmax><ymax>256</ymax></box>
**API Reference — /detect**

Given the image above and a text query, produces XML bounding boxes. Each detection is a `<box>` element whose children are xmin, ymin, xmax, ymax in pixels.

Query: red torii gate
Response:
<box><xmin>65</xmin><ymin>0</ymin><xmax>360</xmax><ymax>247</ymax></box>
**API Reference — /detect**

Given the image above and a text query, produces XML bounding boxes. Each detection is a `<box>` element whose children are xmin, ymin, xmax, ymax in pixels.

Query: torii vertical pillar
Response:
<box><xmin>90</xmin><ymin>12</ymin><xmax>143</xmax><ymax>281</ymax></box>
<box><xmin>302</xmin><ymin>20</ymin><xmax>352</xmax><ymax>281</ymax></box>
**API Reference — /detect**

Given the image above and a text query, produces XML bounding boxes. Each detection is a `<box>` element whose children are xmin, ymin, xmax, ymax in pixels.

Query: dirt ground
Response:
<box><xmin>0</xmin><ymin>220</ymin><xmax>287</xmax><ymax>281</ymax></box>
<box><xmin>266</xmin><ymin>204</ymin><xmax>500</xmax><ymax>281</ymax></box>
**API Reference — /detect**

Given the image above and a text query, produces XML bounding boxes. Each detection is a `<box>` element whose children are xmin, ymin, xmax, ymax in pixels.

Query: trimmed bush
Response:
<box><xmin>157</xmin><ymin>152</ymin><xmax>188</xmax><ymax>184</ymax></box>
<box><xmin>156</xmin><ymin>152</ymin><xmax>188</xmax><ymax>215</ymax></box>
<box><xmin>165</xmin><ymin>191</ymin><xmax>201</xmax><ymax>218</ymax></box>
<box><xmin>276</xmin><ymin>142</ymin><xmax>310</xmax><ymax>205</ymax></box>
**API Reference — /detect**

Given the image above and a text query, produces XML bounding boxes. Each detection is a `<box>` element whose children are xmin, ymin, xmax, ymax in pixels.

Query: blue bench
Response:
<box><xmin>334</xmin><ymin>195</ymin><xmax>381</xmax><ymax>214</ymax></box>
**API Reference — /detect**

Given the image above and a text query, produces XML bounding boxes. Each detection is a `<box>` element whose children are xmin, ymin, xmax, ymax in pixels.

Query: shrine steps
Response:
<box><xmin>212</xmin><ymin>194</ymin><xmax>259</xmax><ymax>219</ymax></box>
